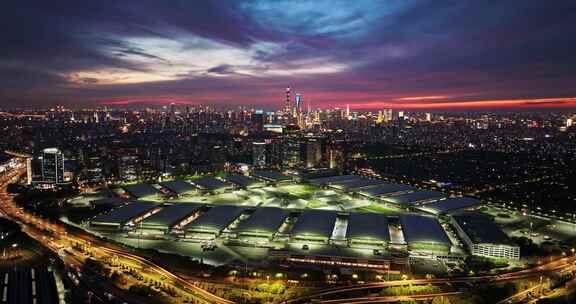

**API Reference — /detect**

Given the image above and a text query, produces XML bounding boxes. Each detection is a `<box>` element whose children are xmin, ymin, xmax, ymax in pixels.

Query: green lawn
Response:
<box><xmin>306</xmin><ymin>199</ymin><xmax>327</xmax><ymax>208</ymax></box>
<box><xmin>358</xmin><ymin>203</ymin><xmax>401</xmax><ymax>215</ymax></box>
<box><xmin>180</xmin><ymin>174</ymin><xmax>203</xmax><ymax>180</ymax></box>
<box><xmin>277</xmin><ymin>184</ymin><xmax>318</xmax><ymax>196</ymax></box>
<box><xmin>205</xmin><ymin>193</ymin><xmax>242</xmax><ymax>204</ymax></box>
<box><xmin>409</xmin><ymin>242</ymin><xmax>450</xmax><ymax>253</ymax></box>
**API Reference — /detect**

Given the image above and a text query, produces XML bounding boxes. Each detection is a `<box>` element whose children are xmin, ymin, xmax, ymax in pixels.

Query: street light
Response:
<box><xmin>539</xmin><ymin>276</ymin><xmax>543</xmax><ymax>296</ymax></box>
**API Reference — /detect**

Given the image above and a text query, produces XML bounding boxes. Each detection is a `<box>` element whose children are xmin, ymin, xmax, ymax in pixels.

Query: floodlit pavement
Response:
<box><xmin>388</xmin><ymin>225</ymin><xmax>405</xmax><ymax>244</ymax></box>
<box><xmin>331</xmin><ymin>217</ymin><xmax>348</xmax><ymax>240</ymax></box>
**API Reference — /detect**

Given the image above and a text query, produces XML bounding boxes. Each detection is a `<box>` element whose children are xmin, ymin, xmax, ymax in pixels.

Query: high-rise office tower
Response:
<box><xmin>383</xmin><ymin>109</ymin><xmax>393</xmax><ymax>122</ymax></box>
<box><xmin>169</xmin><ymin>102</ymin><xmax>176</xmax><ymax>115</ymax></box>
<box><xmin>26</xmin><ymin>157</ymin><xmax>32</xmax><ymax>185</ymax></box>
<box><xmin>252</xmin><ymin>141</ymin><xmax>267</xmax><ymax>167</ymax></box>
<box><xmin>339</xmin><ymin>108</ymin><xmax>346</xmax><ymax>119</ymax></box>
<box><xmin>282</xmin><ymin>135</ymin><xmax>301</xmax><ymax>168</ymax></box>
<box><xmin>252</xmin><ymin>110</ymin><xmax>264</xmax><ymax>133</ymax></box>
<box><xmin>265</xmin><ymin>138</ymin><xmax>283</xmax><ymax>168</ymax></box>
<box><xmin>284</xmin><ymin>86</ymin><xmax>292</xmax><ymax>115</ymax></box>
<box><xmin>265</xmin><ymin>112</ymin><xmax>274</xmax><ymax>124</ymax></box>
<box><xmin>328</xmin><ymin>141</ymin><xmax>346</xmax><ymax>170</ymax></box>
<box><xmin>104</xmin><ymin>106</ymin><xmax>111</xmax><ymax>121</ymax></box>
<box><xmin>118</xmin><ymin>155</ymin><xmax>139</xmax><ymax>181</ymax></box>
<box><xmin>304</xmin><ymin>138</ymin><xmax>322</xmax><ymax>168</ymax></box>
<box><xmin>295</xmin><ymin>93</ymin><xmax>302</xmax><ymax>115</ymax></box>
<box><xmin>41</xmin><ymin>148</ymin><xmax>65</xmax><ymax>184</ymax></box>
<box><xmin>314</xmin><ymin>111</ymin><xmax>321</xmax><ymax>124</ymax></box>
<box><xmin>169</xmin><ymin>102</ymin><xmax>177</xmax><ymax>123</ymax></box>
<box><xmin>376</xmin><ymin>111</ymin><xmax>384</xmax><ymax>124</ymax></box>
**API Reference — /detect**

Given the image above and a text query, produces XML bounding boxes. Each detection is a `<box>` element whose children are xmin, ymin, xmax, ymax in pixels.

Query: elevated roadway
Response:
<box><xmin>0</xmin><ymin>166</ymin><xmax>233</xmax><ymax>304</ymax></box>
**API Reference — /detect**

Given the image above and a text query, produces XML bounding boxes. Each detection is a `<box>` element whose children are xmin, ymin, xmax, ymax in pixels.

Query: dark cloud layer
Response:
<box><xmin>0</xmin><ymin>0</ymin><xmax>575</xmax><ymax>109</ymax></box>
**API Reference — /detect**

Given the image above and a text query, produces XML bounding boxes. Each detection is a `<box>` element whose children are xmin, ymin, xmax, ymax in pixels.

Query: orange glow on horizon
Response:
<box><xmin>395</xmin><ymin>95</ymin><xmax>450</xmax><ymax>101</ymax></box>
<box><xmin>102</xmin><ymin>98</ymin><xmax>199</xmax><ymax>106</ymax></box>
<box><xmin>99</xmin><ymin>96</ymin><xmax>576</xmax><ymax>110</ymax></box>
<box><xmin>344</xmin><ymin>97</ymin><xmax>576</xmax><ymax>110</ymax></box>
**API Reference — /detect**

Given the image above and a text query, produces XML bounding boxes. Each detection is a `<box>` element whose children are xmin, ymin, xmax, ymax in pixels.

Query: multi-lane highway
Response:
<box><xmin>0</xmin><ymin>166</ymin><xmax>234</xmax><ymax>304</ymax></box>
<box><xmin>286</xmin><ymin>248</ymin><xmax>576</xmax><ymax>303</ymax></box>
<box><xmin>496</xmin><ymin>284</ymin><xmax>542</xmax><ymax>304</ymax></box>
<box><xmin>318</xmin><ymin>291</ymin><xmax>463</xmax><ymax>304</ymax></box>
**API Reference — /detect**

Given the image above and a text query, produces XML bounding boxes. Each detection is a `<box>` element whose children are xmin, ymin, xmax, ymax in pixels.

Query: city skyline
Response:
<box><xmin>2</xmin><ymin>2</ymin><xmax>576</xmax><ymax>303</ymax></box>
<box><xmin>2</xmin><ymin>1</ymin><xmax>576</xmax><ymax>109</ymax></box>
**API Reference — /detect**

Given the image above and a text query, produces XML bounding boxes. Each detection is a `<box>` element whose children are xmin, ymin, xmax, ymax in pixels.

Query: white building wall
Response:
<box><xmin>472</xmin><ymin>243</ymin><xmax>520</xmax><ymax>260</ymax></box>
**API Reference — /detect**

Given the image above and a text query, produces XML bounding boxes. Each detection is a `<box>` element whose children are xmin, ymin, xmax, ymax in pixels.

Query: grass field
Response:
<box><xmin>276</xmin><ymin>184</ymin><xmax>317</xmax><ymax>196</ymax></box>
<box><xmin>204</xmin><ymin>193</ymin><xmax>244</xmax><ymax>205</ymax></box>
<box><xmin>306</xmin><ymin>199</ymin><xmax>328</xmax><ymax>209</ymax></box>
<box><xmin>409</xmin><ymin>242</ymin><xmax>450</xmax><ymax>253</ymax></box>
<box><xmin>358</xmin><ymin>203</ymin><xmax>402</xmax><ymax>215</ymax></box>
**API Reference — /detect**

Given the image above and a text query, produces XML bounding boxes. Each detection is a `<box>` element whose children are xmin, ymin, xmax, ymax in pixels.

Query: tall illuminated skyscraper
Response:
<box><xmin>252</xmin><ymin>141</ymin><xmax>267</xmax><ymax>167</ymax></box>
<box><xmin>284</xmin><ymin>86</ymin><xmax>292</xmax><ymax>115</ymax></box>
<box><xmin>252</xmin><ymin>110</ymin><xmax>264</xmax><ymax>132</ymax></box>
<box><xmin>282</xmin><ymin>134</ymin><xmax>301</xmax><ymax>168</ymax></box>
<box><xmin>41</xmin><ymin>148</ymin><xmax>64</xmax><ymax>184</ymax></box>
<box><xmin>383</xmin><ymin>109</ymin><xmax>393</xmax><ymax>122</ymax></box>
<box><xmin>104</xmin><ymin>105</ymin><xmax>111</xmax><ymax>121</ymax></box>
<box><xmin>118</xmin><ymin>155</ymin><xmax>138</xmax><ymax>181</ymax></box>
<box><xmin>295</xmin><ymin>93</ymin><xmax>302</xmax><ymax>113</ymax></box>
<box><xmin>26</xmin><ymin>157</ymin><xmax>32</xmax><ymax>185</ymax></box>
<box><xmin>304</xmin><ymin>138</ymin><xmax>322</xmax><ymax>168</ymax></box>
<box><xmin>376</xmin><ymin>111</ymin><xmax>384</xmax><ymax>124</ymax></box>
<box><xmin>169</xmin><ymin>102</ymin><xmax>177</xmax><ymax>123</ymax></box>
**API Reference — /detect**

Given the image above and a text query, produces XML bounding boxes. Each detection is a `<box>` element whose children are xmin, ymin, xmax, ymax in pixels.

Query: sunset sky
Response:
<box><xmin>2</xmin><ymin>0</ymin><xmax>576</xmax><ymax>110</ymax></box>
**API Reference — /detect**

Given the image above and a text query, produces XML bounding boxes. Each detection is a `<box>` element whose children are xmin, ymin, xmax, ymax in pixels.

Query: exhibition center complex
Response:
<box><xmin>86</xmin><ymin>171</ymin><xmax>521</xmax><ymax>268</ymax></box>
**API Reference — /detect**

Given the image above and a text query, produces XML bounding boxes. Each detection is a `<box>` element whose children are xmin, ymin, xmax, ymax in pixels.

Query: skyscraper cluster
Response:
<box><xmin>282</xmin><ymin>86</ymin><xmax>306</xmax><ymax>128</ymax></box>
